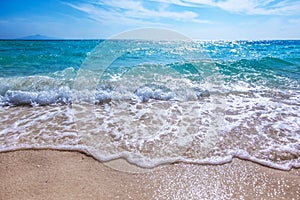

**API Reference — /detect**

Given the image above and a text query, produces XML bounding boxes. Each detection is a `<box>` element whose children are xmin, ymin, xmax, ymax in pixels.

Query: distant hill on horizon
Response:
<box><xmin>17</xmin><ymin>34</ymin><xmax>59</xmax><ymax>40</ymax></box>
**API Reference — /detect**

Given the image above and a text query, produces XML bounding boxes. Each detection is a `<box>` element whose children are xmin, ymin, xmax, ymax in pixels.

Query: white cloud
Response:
<box><xmin>152</xmin><ymin>0</ymin><xmax>300</xmax><ymax>15</ymax></box>
<box><xmin>65</xmin><ymin>0</ymin><xmax>212</xmax><ymax>26</ymax></box>
<box><xmin>64</xmin><ymin>0</ymin><xmax>300</xmax><ymax>39</ymax></box>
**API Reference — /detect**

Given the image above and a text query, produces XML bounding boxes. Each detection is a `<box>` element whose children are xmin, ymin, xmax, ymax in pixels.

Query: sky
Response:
<box><xmin>0</xmin><ymin>0</ymin><xmax>299</xmax><ymax>40</ymax></box>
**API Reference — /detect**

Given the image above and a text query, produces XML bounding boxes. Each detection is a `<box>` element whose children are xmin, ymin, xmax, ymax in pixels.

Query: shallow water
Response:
<box><xmin>0</xmin><ymin>39</ymin><xmax>299</xmax><ymax>170</ymax></box>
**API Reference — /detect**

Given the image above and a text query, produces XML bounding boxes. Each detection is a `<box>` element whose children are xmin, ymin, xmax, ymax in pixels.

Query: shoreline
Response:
<box><xmin>1</xmin><ymin>149</ymin><xmax>299</xmax><ymax>199</ymax></box>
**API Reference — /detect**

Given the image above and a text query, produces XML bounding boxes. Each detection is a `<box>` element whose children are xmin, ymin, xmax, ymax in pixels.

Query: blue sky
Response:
<box><xmin>0</xmin><ymin>0</ymin><xmax>299</xmax><ymax>40</ymax></box>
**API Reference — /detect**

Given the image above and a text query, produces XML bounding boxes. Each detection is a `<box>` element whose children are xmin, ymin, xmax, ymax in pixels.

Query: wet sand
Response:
<box><xmin>0</xmin><ymin>150</ymin><xmax>299</xmax><ymax>200</ymax></box>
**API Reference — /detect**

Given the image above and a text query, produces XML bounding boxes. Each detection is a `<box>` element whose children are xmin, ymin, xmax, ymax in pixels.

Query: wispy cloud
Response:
<box><xmin>65</xmin><ymin>0</ymin><xmax>212</xmax><ymax>26</ymax></box>
<box><xmin>151</xmin><ymin>0</ymin><xmax>300</xmax><ymax>15</ymax></box>
<box><xmin>62</xmin><ymin>0</ymin><xmax>299</xmax><ymax>39</ymax></box>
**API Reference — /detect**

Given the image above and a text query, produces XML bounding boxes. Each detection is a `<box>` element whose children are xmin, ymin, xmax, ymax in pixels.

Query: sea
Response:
<box><xmin>0</xmin><ymin>38</ymin><xmax>299</xmax><ymax>170</ymax></box>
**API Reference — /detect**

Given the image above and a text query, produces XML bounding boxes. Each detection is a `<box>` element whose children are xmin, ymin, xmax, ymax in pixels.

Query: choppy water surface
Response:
<box><xmin>0</xmin><ymin>39</ymin><xmax>299</xmax><ymax>170</ymax></box>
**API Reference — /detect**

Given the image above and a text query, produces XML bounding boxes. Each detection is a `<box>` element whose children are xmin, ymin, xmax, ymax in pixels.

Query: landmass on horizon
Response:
<box><xmin>17</xmin><ymin>34</ymin><xmax>59</xmax><ymax>40</ymax></box>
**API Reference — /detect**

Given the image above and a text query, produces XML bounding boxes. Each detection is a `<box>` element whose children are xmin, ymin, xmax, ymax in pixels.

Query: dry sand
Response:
<box><xmin>0</xmin><ymin>150</ymin><xmax>299</xmax><ymax>200</ymax></box>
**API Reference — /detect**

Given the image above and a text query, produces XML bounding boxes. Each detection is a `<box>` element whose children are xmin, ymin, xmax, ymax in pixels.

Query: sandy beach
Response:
<box><xmin>0</xmin><ymin>150</ymin><xmax>299</xmax><ymax>200</ymax></box>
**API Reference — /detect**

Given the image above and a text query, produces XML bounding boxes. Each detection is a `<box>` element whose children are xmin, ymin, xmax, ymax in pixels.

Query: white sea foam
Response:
<box><xmin>2</xmin><ymin>86</ymin><xmax>72</xmax><ymax>106</ymax></box>
<box><xmin>0</xmin><ymin>80</ymin><xmax>299</xmax><ymax>170</ymax></box>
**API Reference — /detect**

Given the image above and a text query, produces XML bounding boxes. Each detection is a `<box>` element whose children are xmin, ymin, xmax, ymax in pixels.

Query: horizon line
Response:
<box><xmin>1</xmin><ymin>38</ymin><xmax>300</xmax><ymax>41</ymax></box>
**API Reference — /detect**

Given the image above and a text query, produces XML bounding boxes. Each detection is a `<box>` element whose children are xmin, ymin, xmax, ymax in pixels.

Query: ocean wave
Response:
<box><xmin>0</xmin><ymin>89</ymin><xmax>299</xmax><ymax>170</ymax></box>
<box><xmin>2</xmin><ymin>87</ymin><xmax>72</xmax><ymax>106</ymax></box>
<box><xmin>1</xmin><ymin>40</ymin><xmax>299</xmax><ymax>170</ymax></box>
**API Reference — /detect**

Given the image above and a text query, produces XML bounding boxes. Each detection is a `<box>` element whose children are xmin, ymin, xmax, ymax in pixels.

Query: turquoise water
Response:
<box><xmin>0</xmin><ymin>40</ymin><xmax>299</xmax><ymax>170</ymax></box>
<box><xmin>0</xmin><ymin>40</ymin><xmax>299</xmax><ymax>94</ymax></box>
